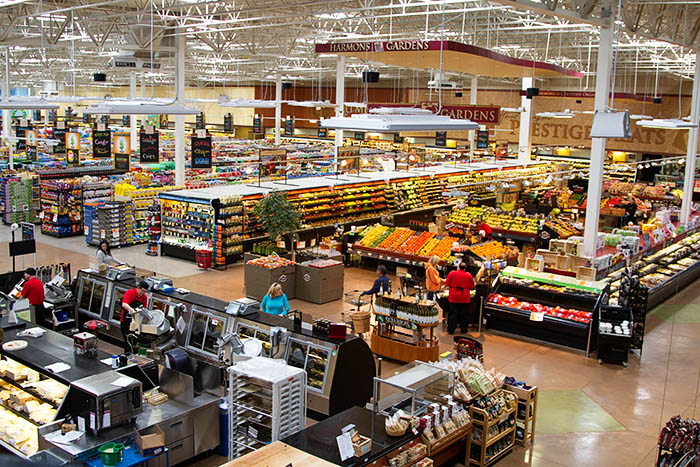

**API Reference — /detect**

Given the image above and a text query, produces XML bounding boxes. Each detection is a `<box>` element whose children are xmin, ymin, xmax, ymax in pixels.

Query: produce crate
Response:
<box><xmin>295</xmin><ymin>263</ymin><xmax>344</xmax><ymax>304</ymax></box>
<box><xmin>244</xmin><ymin>263</ymin><xmax>296</xmax><ymax>300</ymax></box>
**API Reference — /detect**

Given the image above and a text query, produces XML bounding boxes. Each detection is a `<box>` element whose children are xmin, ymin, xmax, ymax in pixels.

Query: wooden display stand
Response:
<box><xmin>423</xmin><ymin>421</ymin><xmax>473</xmax><ymax>465</ymax></box>
<box><xmin>370</xmin><ymin>294</ymin><xmax>440</xmax><ymax>363</ymax></box>
<box><xmin>466</xmin><ymin>390</ymin><xmax>517</xmax><ymax>467</ymax></box>
<box><xmin>504</xmin><ymin>384</ymin><xmax>538</xmax><ymax>448</ymax></box>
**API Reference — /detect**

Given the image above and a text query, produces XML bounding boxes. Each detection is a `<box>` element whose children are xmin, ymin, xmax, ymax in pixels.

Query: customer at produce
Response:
<box><xmin>473</xmin><ymin>217</ymin><xmax>492</xmax><ymax>241</ymax></box>
<box><xmin>21</xmin><ymin>268</ymin><xmax>45</xmax><ymax>324</ymax></box>
<box><xmin>121</xmin><ymin>281</ymin><xmax>150</xmax><ymax>353</ymax></box>
<box><xmin>424</xmin><ymin>255</ymin><xmax>443</xmax><ymax>300</ymax></box>
<box><xmin>622</xmin><ymin>194</ymin><xmax>638</xmax><ymax>227</ymax></box>
<box><xmin>96</xmin><ymin>240</ymin><xmax>125</xmax><ymax>266</ymax></box>
<box><xmin>445</xmin><ymin>262</ymin><xmax>476</xmax><ymax>334</ymax></box>
<box><xmin>261</xmin><ymin>283</ymin><xmax>290</xmax><ymax>316</ymax></box>
<box><xmin>360</xmin><ymin>265</ymin><xmax>392</xmax><ymax>297</ymax></box>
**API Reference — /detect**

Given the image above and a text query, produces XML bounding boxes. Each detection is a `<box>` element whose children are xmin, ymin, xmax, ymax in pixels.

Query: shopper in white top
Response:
<box><xmin>96</xmin><ymin>240</ymin><xmax>125</xmax><ymax>266</ymax></box>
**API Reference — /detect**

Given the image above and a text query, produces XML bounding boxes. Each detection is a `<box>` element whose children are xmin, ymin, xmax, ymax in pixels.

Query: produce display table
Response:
<box><xmin>295</xmin><ymin>261</ymin><xmax>344</xmax><ymax>304</ymax></box>
<box><xmin>244</xmin><ymin>261</ymin><xmax>296</xmax><ymax>300</ymax></box>
<box><xmin>370</xmin><ymin>293</ymin><xmax>440</xmax><ymax>363</ymax></box>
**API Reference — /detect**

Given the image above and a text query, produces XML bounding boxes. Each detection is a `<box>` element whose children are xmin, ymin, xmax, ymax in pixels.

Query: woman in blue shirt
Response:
<box><xmin>261</xmin><ymin>283</ymin><xmax>290</xmax><ymax>316</ymax></box>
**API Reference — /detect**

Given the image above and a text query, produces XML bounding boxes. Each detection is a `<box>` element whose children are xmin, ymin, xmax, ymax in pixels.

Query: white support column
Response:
<box><xmin>129</xmin><ymin>73</ymin><xmax>138</xmax><ymax>152</ymax></box>
<box><xmin>4</xmin><ymin>49</ymin><xmax>11</xmax><ymax>171</ymax></box>
<box><xmin>468</xmin><ymin>75</ymin><xmax>478</xmax><ymax>158</ymax></box>
<box><xmin>275</xmin><ymin>76</ymin><xmax>282</xmax><ymax>146</ymax></box>
<box><xmin>583</xmin><ymin>25</ymin><xmax>613</xmax><ymax>258</ymax></box>
<box><xmin>334</xmin><ymin>56</ymin><xmax>345</xmax><ymax>160</ymax></box>
<box><xmin>518</xmin><ymin>77</ymin><xmax>533</xmax><ymax>163</ymax></box>
<box><xmin>681</xmin><ymin>52</ymin><xmax>700</xmax><ymax>226</ymax></box>
<box><xmin>174</xmin><ymin>33</ymin><xmax>186</xmax><ymax>186</ymax></box>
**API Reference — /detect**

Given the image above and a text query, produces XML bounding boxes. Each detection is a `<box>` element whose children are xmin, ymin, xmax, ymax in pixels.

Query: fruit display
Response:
<box><xmin>378</xmin><ymin>227</ymin><xmax>415</xmax><ymax>250</ymax></box>
<box><xmin>288</xmin><ymin>183</ymin><xmax>388</xmax><ymax>227</ymax></box>
<box><xmin>246</xmin><ymin>254</ymin><xmax>295</xmax><ymax>269</ymax></box>
<box><xmin>354</xmin><ymin>224</ymin><xmax>456</xmax><ymax>261</ymax></box>
<box><xmin>487</xmin><ymin>293</ymin><xmax>593</xmax><ymax>323</ymax></box>
<box><xmin>469</xmin><ymin>240</ymin><xmax>514</xmax><ymax>260</ymax></box>
<box><xmin>448</xmin><ymin>207</ymin><xmax>539</xmax><ymax>236</ymax></box>
<box><xmin>544</xmin><ymin>218</ymin><xmax>579</xmax><ymax>238</ymax></box>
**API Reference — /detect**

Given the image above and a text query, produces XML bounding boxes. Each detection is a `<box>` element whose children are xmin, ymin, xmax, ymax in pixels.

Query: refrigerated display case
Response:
<box><xmin>76</xmin><ymin>276</ymin><xmax>108</xmax><ymax>320</ymax></box>
<box><xmin>284</xmin><ymin>338</ymin><xmax>332</xmax><ymax>394</ymax></box>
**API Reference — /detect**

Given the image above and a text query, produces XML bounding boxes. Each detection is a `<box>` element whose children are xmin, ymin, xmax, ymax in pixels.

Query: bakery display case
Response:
<box><xmin>484</xmin><ymin>267</ymin><xmax>608</xmax><ymax>356</ymax></box>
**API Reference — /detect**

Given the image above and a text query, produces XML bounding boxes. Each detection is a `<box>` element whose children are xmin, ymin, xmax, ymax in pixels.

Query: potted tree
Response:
<box><xmin>253</xmin><ymin>190</ymin><xmax>302</xmax><ymax>260</ymax></box>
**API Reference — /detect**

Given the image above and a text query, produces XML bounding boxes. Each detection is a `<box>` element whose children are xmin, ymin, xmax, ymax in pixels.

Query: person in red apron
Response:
<box><xmin>120</xmin><ymin>281</ymin><xmax>149</xmax><ymax>353</ymax></box>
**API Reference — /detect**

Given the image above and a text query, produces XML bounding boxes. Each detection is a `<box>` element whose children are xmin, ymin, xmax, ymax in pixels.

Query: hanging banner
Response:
<box><xmin>317</xmin><ymin>121</ymin><xmax>327</xmax><ymax>138</ymax></box>
<box><xmin>191</xmin><ymin>134</ymin><xmax>212</xmax><ymax>169</ymax></box>
<box><xmin>259</xmin><ymin>148</ymin><xmax>287</xmax><ymax>178</ymax></box>
<box><xmin>196</xmin><ymin>113</ymin><xmax>205</xmax><ymax>130</ymax></box>
<box><xmin>476</xmin><ymin>130</ymin><xmax>489</xmax><ymax>149</ymax></box>
<box><xmin>435</xmin><ymin>131</ymin><xmax>447</xmax><ymax>147</ymax></box>
<box><xmin>25</xmin><ymin>129</ymin><xmax>38</xmax><ymax>161</ymax></box>
<box><xmin>223</xmin><ymin>114</ymin><xmax>233</xmax><ymax>133</ymax></box>
<box><xmin>113</xmin><ymin>134</ymin><xmax>130</xmax><ymax>171</ymax></box>
<box><xmin>92</xmin><ymin>129</ymin><xmax>112</xmax><ymax>158</ymax></box>
<box><xmin>66</xmin><ymin>131</ymin><xmax>81</xmax><ymax>166</ymax></box>
<box><xmin>284</xmin><ymin>117</ymin><xmax>294</xmax><ymax>136</ymax></box>
<box><xmin>393</xmin><ymin>132</ymin><xmax>404</xmax><ymax>144</ymax></box>
<box><xmin>253</xmin><ymin>115</ymin><xmax>262</xmax><ymax>134</ymax></box>
<box><xmin>354</xmin><ymin>131</ymin><xmax>365</xmax><ymax>141</ymax></box>
<box><xmin>53</xmin><ymin>127</ymin><xmax>66</xmax><ymax>155</ymax></box>
<box><xmin>139</xmin><ymin>132</ymin><xmax>159</xmax><ymax>163</ymax></box>
<box><xmin>159</xmin><ymin>114</ymin><xmax>168</xmax><ymax>129</ymax></box>
<box><xmin>122</xmin><ymin>115</ymin><xmax>130</xmax><ymax>127</ymax></box>
<box><xmin>337</xmin><ymin>146</ymin><xmax>360</xmax><ymax>172</ymax></box>
<box><xmin>15</xmin><ymin>126</ymin><xmax>28</xmax><ymax>151</ymax></box>
<box><xmin>82</xmin><ymin>113</ymin><xmax>91</xmax><ymax>124</ymax></box>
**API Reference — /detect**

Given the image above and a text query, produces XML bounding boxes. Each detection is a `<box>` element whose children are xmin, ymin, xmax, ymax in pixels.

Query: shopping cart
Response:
<box><xmin>342</xmin><ymin>290</ymin><xmax>371</xmax><ymax>336</ymax></box>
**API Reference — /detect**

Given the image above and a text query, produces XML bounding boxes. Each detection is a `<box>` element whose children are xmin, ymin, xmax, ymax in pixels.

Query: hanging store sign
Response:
<box><xmin>122</xmin><ymin>115</ymin><xmax>130</xmax><ymax>127</ymax></box>
<box><xmin>139</xmin><ymin>132</ymin><xmax>159</xmax><ymax>163</ymax></box>
<box><xmin>420</xmin><ymin>103</ymin><xmax>500</xmax><ymax>124</ymax></box>
<box><xmin>253</xmin><ymin>115</ymin><xmax>262</xmax><ymax>134</ymax></box>
<box><xmin>223</xmin><ymin>114</ymin><xmax>233</xmax><ymax>133</ymax></box>
<box><xmin>435</xmin><ymin>131</ymin><xmax>447</xmax><ymax>147</ymax></box>
<box><xmin>48</xmin><ymin>109</ymin><xmax>56</xmax><ymax>123</ymax></box>
<box><xmin>284</xmin><ymin>117</ymin><xmax>294</xmax><ymax>136</ymax></box>
<box><xmin>196</xmin><ymin>113</ymin><xmax>205</xmax><ymax>130</ymax></box>
<box><xmin>52</xmin><ymin>127</ymin><xmax>66</xmax><ymax>155</ymax></box>
<box><xmin>191</xmin><ymin>134</ymin><xmax>212</xmax><ymax>169</ymax></box>
<box><xmin>353</xmin><ymin>131</ymin><xmax>365</xmax><ymax>141</ymax></box>
<box><xmin>159</xmin><ymin>114</ymin><xmax>168</xmax><ymax>129</ymax></box>
<box><xmin>476</xmin><ymin>130</ymin><xmax>489</xmax><ymax>149</ymax></box>
<box><xmin>393</xmin><ymin>132</ymin><xmax>404</xmax><ymax>144</ymax></box>
<box><xmin>92</xmin><ymin>129</ymin><xmax>111</xmax><ymax>158</ymax></box>
<box><xmin>113</xmin><ymin>134</ymin><xmax>130</xmax><ymax>171</ymax></box>
<box><xmin>317</xmin><ymin>121</ymin><xmax>327</xmax><ymax>138</ymax></box>
<box><xmin>25</xmin><ymin>129</ymin><xmax>37</xmax><ymax>161</ymax></box>
<box><xmin>66</xmin><ymin>131</ymin><xmax>81</xmax><ymax>166</ymax></box>
<box><xmin>82</xmin><ymin>113</ymin><xmax>91</xmax><ymax>124</ymax></box>
<box><xmin>15</xmin><ymin>126</ymin><xmax>28</xmax><ymax>151</ymax></box>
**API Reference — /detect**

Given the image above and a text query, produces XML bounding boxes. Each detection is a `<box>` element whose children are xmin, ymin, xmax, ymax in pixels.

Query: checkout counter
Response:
<box><xmin>0</xmin><ymin>319</ymin><xmax>220</xmax><ymax>465</ymax></box>
<box><xmin>74</xmin><ymin>268</ymin><xmax>377</xmax><ymax>418</ymax></box>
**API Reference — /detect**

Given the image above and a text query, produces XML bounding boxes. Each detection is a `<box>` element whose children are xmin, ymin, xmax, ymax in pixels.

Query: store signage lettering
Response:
<box><xmin>53</xmin><ymin>127</ymin><xmax>66</xmax><ymax>154</ymax></box>
<box><xmin>25</xmin><ymin>129</ymin><xmax>37</xmax><ymax>161</ymax></box>
<box><xmin>318</xmin><ymin>122</ymin><xmax>327</xmax><ymax>138</ymax></box>
<box><xmin>113</xmin><ymin>134</ymin><xmax>130</xmax><ymax>171</ymax></box>
<box><xmin>319</xmin><ymin>40</ymin><xmax>429</xmax><ymax>53</ymax></box>
<box><xmin>15</xmin><ymin>126</ymin><xmax>28</xmax><ymax>150</ymax></box>
<box><xmin>253</xmin><ymin>116</ymin><xmax>262</xmax><ymax>134</ymax></box>
<box><xmin>92</xmin><ymin>129</ymin><xmax>111</xmax><ymax>158</ymax></box>
<box><xmin>223</xmin><ymin>114</ymin><xmax>233</xmax><ymax>133</ymax></box>
<box><xmin>139</xmin><ymin>132</ymin><xmax>159</xmax><ymax>163</ymax></box>
<box><xmin>284</xmin><ymin>118</ymin><xmax>294</xmax><ymax>136</ymax></box>
<box><xmin>191</xmin><ymin>135</ymin><xmax>212</xmax><ymax>169</ymax></box>
<box><xmin>421</xmin><ymin>103</ymin><xmax>500</xmax><ymax>124</ymax></box>
<box><xmin>476</xmin><ymin>130</ymin><xmax>489</xmax><ymax>149</ymax></box>
<box><xmin>435</xmin><ymin>131</ymin><xmax>447</xmax><ymax>147</ymax></box>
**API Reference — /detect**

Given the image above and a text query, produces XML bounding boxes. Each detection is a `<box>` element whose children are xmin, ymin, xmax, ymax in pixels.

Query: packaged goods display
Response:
<box><xmin>213</xmin><ymin>195</ymin><xmax>244</xmax><ymax>263</ymax></box>
<box><xmin>374</xmin><ymin>294</ymin><xmax>440</xmax><ymax>325</ymax></box>
<box><xmin>467</xmin><ymin>389</ymin><xmax>518</xmax><ymax>467</ymax></box>
<box><xmin>387</xmin><ymin>442</ymin><xmax>428</xmax><ymax>467</ymax></box>
<box><xmin>160</xmin><ymin>198</ymin><xmax>214</xmax><ymax>251</ymax></box>
<box><xmin>40</xmin><ymin>180</ymin><xmax>83</xmax><ymax>237</ymax></box>
<box><xmin>0</xmin><ymin>175</ymin><xmax>40</xmax><ymax>225</ymax></box>
<box><xmin>431</xmin><ymin>357</ymin><xmax>505</xmax><ymax>403</ymax></box>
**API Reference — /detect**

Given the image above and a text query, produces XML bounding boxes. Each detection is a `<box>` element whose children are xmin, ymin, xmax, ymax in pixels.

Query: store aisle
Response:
<box><xmin>7</xmin><ymin>239</ymin><xmax>700</xmax><ymax>467</ymax></box>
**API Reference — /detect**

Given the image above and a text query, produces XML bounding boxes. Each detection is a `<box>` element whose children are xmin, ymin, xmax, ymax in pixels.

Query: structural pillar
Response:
<box><xmin>3</xmin><ymin>48</ymin><xmax>11</xmax><ymax>170</ymax></box>
<box><xmin>334</xmin><ymin>56</ymin><xmax>346</xmax><ymax>165</ymax></box>
<box><xmin>681</xmin><ymin>51</ymin><xmax>700</xmax><ymax>226</ymax></box>
<box><xmin>174</xmin><ymin>33</ymin><xmax>186</xmax><ymax>186</ymax></box>
<box><xmin>129</xmin><ymin>73</ymin><xmax>138</xmax><ymax>151</ymax></box>
<box><xmin>274</xmin><ymin>76</ymin><xmax>282</xmax><ymax>145</ymax></box>
<box><xmin>583</xmin><ymin>25</ymin><xmax>613</xmax><ymax>258</ymax></box>
<box><xmin>468</xmin><ymin>75</ymin><xmax>478</xmax><ymax>159</ymax></box>
<box><xmin>518</xmin><ymin>77</ymin><xmax>533</xmax><ymax>163</ymax></box>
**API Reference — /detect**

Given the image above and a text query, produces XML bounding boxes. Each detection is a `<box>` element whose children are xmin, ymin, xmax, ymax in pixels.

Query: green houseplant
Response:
<box><xmin>253</xmin><ymin>191</ymin><xmax>301</xmax><ymax>258</ymax></box>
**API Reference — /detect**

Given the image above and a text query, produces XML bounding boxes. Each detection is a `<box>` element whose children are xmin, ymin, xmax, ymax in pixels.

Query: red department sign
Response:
<box><xmin>420</xmin><ymin>103</ymin><xmax>500</xmax><ymax>124</ymax></box>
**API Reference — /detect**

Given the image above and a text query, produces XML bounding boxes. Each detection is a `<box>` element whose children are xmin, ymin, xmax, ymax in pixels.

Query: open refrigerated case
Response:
<box><xmin>484</xmin><ymin>267</ymin><xmax>608</xmax><ymax>356</ymax></box>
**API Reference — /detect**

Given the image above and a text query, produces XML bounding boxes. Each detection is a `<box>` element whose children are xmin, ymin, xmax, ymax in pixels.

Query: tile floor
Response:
<box><xmin>5</xmin><ymin>230</ymin><xmax>700</xmax><ymax>467</ymax></box>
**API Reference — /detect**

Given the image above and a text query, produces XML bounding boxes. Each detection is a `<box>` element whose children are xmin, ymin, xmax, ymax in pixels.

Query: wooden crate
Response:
<box><xmin>524</xmin><ymin>257</ymin><xmax>543</xmax><ymax>272</ymax></box>
<box><xmin>555</xmin><ymin>254</ymin><xmax>571</xmax><ymax>271</ymax></box>
<box><xmin>576</xmin><ymin>266</ymin><xmax>596</xmax><ymax>281</ymax></box>
<box><xmin>503</xmin><ymin>384</ymin><xmax>538</xmax><ymax>448</ymax></box>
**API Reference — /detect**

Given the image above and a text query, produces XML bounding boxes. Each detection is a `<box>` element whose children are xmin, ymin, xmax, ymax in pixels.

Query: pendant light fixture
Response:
<box><xmin>0</xmin><ymin>97</ymin><xmax>59</xmax><ymax>110</ymax></box>
<box><xmin>83</xmin><ymin>98</ymin><xmax>200</xmax><ymax>115</ymax></box>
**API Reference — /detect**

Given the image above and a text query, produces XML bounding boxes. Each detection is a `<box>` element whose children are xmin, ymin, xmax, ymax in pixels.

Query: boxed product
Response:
<box><xmin>135</xmin><ymin>425</ymin><xmax>165</xmax><ymax>456</ymax></box>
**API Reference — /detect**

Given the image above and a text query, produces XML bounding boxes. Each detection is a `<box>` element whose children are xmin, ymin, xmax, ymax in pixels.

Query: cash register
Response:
<box><xmin>106</xmin><ymin>265</ymin><xmax>135</xmax><ymax>281</ymax></box>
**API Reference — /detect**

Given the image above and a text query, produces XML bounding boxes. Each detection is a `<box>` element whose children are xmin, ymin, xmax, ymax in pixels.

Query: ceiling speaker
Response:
<box><xmin>93</xmin><ymin>73</ymin><xmax>106</xmax><ymax>82</ymax></box>
<box><xmin>282</xmin><ymin>82</ymin><xmax>292</xmax><ymax>89</ymax></box>
<box><xmin>653</xmin><ymin>97</ymin><xmax>662</xmax><ymax>104</ymax></box>
<box><xmin>526</xmin><ymin>87</ymin><xmax>539</xmax><ymax>99</ymax></box>
<box><xmin>455</xmin><ymin>91</ymin><xmax>463</xmax><ymax>97</ymax></box>
<box><xmin>362</xmin><ymin>71</ymin><xmax>380</xmax><ymax>83</ymax></box>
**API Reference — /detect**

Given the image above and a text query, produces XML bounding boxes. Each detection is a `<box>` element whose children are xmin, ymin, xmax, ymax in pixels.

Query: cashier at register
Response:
<box><xmin>120</xmin><ymin>280</ymin><xmax>150</xmax><ymax>353</ymax></box>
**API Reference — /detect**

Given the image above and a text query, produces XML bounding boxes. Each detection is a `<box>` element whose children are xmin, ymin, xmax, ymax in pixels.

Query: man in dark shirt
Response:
<box><xmin>622</xmin><ymin>195</ymin><xmax>638</xmax><ymax>227</ymax></box>
<box><xmin>120</xmin><ymin>281</ymin><xmax>149</xmax><ymax>353</ymax></box>
<box><xmin>21</xmin><ymin>268</ymin><xmax>45</xmax><ymax>324</ymax></box>
<box><xmin>360</xmin><ymin>265</ymin><xmax>392</xmax><ymax>297</ymax></box>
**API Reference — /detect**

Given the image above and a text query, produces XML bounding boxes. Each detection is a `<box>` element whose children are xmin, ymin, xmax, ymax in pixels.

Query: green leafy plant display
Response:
<box><xmin>253</xmin><ymin>191</ymin><xmax>301</xmax><ymax>255</ymax></box>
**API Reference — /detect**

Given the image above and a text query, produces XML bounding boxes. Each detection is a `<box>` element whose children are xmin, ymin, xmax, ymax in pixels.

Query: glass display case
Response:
<box><xmin>235</xmin><ymin>323</ymin><xmax>272</xmax><ymax>357</ymax></box>
<box><xmin>77</xmin><ymin>278</ymin><xmax>108</xmax><ymax>318</ymax></box>
<box><xmin>186</xmin><ymin>307</ymin><xmax>231</xmax><ymax>358</ymax></box>
<box><xmin>109</xmin><ymin>286</ymin><xmax>129</xmax><ymax>326</ymax></box>
<box><xmin>284</xmin><ymin>339</ymin><xmax>332</xmax><ymax>393</ymax></box>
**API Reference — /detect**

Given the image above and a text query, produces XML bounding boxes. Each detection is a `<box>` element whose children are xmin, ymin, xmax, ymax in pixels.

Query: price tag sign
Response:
<box><xmin>336</xmin><ymin>432</ymin><xmax>355</xmax><ymax>461</ymax></box>
<box><xmin>530</xmin><ymin>311</ymin><xmax>544</xmax><ymax>322</ymax></box>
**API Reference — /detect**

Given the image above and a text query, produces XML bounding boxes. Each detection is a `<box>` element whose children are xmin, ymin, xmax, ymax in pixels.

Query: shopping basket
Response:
<box><xmin>196</xmin><ymin>249</ymin><xmax>213</xmax><ymax>269</ymax></box>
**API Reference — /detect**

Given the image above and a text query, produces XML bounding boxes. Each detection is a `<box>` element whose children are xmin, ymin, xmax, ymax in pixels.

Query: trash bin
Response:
<box><xmin>215</xmin><ymin>399</ymin><xmax>229</xmax><ymax>457</ymax></box>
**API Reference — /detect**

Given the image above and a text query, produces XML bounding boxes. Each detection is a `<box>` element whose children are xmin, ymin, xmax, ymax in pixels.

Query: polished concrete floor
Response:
<box><xmin>6</xmin><ymin>226</ymin><xmax>700</xmax><ymax>467</ymax></box>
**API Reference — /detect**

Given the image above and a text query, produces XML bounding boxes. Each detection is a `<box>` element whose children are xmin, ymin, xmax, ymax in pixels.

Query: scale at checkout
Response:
<box><xmin>225</xmin><ymin>297</ymin><xmax>260</xmax><ymax>316</ymax></box>
<box><xmin>106</xmin><ymin>265</ymin><xmax>135</xmax><ymax>281</ymax></box>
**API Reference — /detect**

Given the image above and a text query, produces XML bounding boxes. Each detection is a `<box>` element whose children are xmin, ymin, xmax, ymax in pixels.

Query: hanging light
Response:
<box><xmin>287</xmin><ymin>100</ymin><xmax>337</xmax><ymax>108</ymax></box>
<box><xmin>321</xmin><ymin>109</ymin><xmax>478</xmax><ymax>131</ymax></box>
<box><xmin>536</xmin><ymin>110</ymin><xmax>575</xmax><ymax>119</ymax></box>
<box><xmin>0</xmin><ymin>97</ymin><xmax>59</xmax><ymax>110</ymax></box>
<box><xmin>635</xmin><ymin>118</ymin><xmax>697</xmax><ymax>129</ymax></box>
<box><xmin>84</xmin><ymin>99</ymin><xmax>199</xmax><ymax>115</ymax></box>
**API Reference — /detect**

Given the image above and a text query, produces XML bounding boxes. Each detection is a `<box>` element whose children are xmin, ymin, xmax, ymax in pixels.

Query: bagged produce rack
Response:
<box><xmin>484</xmin><ymin>267</ymin><xmax>608</xmax><ymax>356</ymax></box>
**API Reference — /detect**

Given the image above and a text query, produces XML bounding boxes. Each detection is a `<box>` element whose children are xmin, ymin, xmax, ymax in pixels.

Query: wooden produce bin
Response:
<box><xmin>295</xmin><ymin>263</ymin><xmax>344</xmax><ymax>304</ymax></box>
<box><xmin>244</xmin><ymin>262</ymin><xmax>296</xmax><ymax>300</ymax></box>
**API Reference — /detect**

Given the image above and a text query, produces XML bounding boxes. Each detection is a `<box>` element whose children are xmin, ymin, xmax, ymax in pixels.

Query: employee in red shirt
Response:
<box><xmin>473</xmin><ymin>217</ymin><xmax>492</xmax><ymax>241</ymax></box>
<box><xmin>444</xmin><ymin>262</ymin><xmax>475</xmax><ymax>334</ymax></box>
<box><xmin>21</xmin><ymin>268</ymin><xmax>45</xmax><ymax>324</ymax></box>
<box><xmin>120</xmin><ymin>281</ymin><xmax>149</xmax><ymax>353</ymax></box>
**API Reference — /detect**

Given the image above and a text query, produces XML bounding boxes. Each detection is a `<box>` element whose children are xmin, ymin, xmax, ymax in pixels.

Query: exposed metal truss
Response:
<box><xmin>0</xmin><ymin>0</ymin><xmax>695</xmax><ymax>94</ymax></box>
